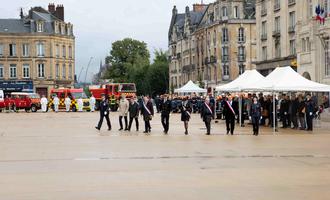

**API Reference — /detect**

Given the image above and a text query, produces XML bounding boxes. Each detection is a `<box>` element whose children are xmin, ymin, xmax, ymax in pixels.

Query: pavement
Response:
<box><xmin>0</xmin><ymin>111</ymin><xmax>330</xmax><ymax>200</ymax></box>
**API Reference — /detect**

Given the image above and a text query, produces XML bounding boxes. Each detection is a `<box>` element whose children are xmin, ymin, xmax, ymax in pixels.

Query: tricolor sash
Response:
<box><xmin>205</xmin><ymin>103</ymin><xmax>213</xmax><ymax>114</ymax></box>
<box><xmin>143</xmin><ymin>102</ymin><xmax>151</xmax><ymax>115</ymax></box>
<box><xmin>226</xmin><ymin>101</ymin><xmax>236</xmax><ymax>115</ymax></box>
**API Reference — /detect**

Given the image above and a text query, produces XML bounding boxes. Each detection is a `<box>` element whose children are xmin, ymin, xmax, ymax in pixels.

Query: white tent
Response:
<box><xmin>242</xmin><ymin>66</ymin><xmax>330</xmax><ymax>92</ymax></box>
<box><xmin>174</xmin><ymin>80</ymin><xmax>207</xmax><ymax>93</ymax></box>
<box><xmin>216</xmin><ymin>70</ymin><xmax>266</xmax><ymax>92</ymax></box>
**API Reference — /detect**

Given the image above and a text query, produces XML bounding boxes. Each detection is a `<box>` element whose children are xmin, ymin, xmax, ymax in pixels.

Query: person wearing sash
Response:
<box><xmin>180</xmin><ymin>96</ymin><xmax>192</xmax><ymax>135</ymax></box>
<box><xmin>250</xmin><ymin>97</ymin><xmax>262</xmax><ymax>136</ymax></box>
<box><xmin>223</xmin><ymin>95</ymin><xmax>238</xmax><ymax>135</ymax></box>
<box><xmin>141</xmin><ymin>96</ymin><xmax>154</xmax><ymax>133</ymax></box>
<box><xmin>160</xmin><ymin>94</ymin><xmax>172</xmax><ymax>134</ymax></box>
<box><xmin>201</xmin><ymin>97</ymin><xmax>213</xmax><ymax>135</ymax></box>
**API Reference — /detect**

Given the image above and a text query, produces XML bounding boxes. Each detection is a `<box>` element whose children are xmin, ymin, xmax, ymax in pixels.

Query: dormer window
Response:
<box><xmin>54</xmin><ymin>21</ymin><xmax>59</xmax><ymax>34</ymax></box>
<box><xmin>37</xmin><ymin>21</ymin><xmax>44</xmax><ymax>32</ymax></box>
<box><xmin>61</xmin><ymin>24</ymin><xmax>65</xmax><ymax>35</ymax></box>
<box><xmin>222</xmin><ymin>7</ymin><xmax>228</xmax><ymax>17</ymax></box>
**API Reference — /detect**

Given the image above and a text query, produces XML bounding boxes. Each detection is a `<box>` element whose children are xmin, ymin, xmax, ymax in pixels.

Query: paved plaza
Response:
<box><xmin>0</xmin><ymin>111</ymin><xmax>330</xmax><ymax>200</ymax></box>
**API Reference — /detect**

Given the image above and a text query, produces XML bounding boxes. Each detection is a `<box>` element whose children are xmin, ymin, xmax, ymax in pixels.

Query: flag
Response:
<box><xmin>320</xmin><ymin>7</ymin><xmax>326</xmax><ymax>24</ymax></box>
<box><xmin>316</xmin><ymin>4</ymin><xmax>321</xmax><ymax>22</ymax></box>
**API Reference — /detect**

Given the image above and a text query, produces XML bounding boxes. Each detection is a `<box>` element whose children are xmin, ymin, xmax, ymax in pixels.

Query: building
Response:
<box><xmin>168</xmin><ymin>0</ymin><xmax>256</xmax><ymax>92</ymax></box>
<box><xmin>255</xmin><ymin>0</ymin><xmax>330</xmax><ymax>85</ymax></box>
<box><xmin>0</xmin><ymin>3</ymin><xmax>75</xmax><ymax>97</ymax></box>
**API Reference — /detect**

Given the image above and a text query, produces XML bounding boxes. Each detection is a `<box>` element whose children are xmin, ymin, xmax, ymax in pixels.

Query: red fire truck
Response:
<box><xmin>89</xmin><ymin>83</ymin><xmax>136</xmax><ymax>111</ymax></box>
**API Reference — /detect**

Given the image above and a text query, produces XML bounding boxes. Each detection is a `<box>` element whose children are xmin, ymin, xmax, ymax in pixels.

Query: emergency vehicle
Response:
<box><xmin>89</xmin><ymin>83</ymin><xmax>136</xmax><ymax>111</ymax></box>
<box><xmin>48</xmin><ymin>88</ymin><xmax>90</xmax><ymax>112</ymax></box>
<box><xmin>0</xmin><ymin>90</ymin><xmax>4</xmax><ymax>111</ymax></box>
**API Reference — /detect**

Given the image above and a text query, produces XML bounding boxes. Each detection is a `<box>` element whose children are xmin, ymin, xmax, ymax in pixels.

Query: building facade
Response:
<box><xmin>256</xmin><ymin>0</ymin><xmax>330</xmax><ymax>85</ymax></box>
<box><xmin>0</xmin><ymin>4</ymin><xmax>75</xmax><ymax>97</ymax></box>
<box><xmin>168</xmin><ymin>0</ymin><xmax>256</xmax><ymax>92</ymax></box>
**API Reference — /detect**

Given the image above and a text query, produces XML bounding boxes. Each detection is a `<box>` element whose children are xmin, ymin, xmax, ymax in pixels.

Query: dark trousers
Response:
<box><xmin>161</xmin><ymin>114</ymin><xmax>170</xmax><ymax>132</ymax></box>
<box><xmin>226</xmin><ymin>116</ymin><xmax>235</xmax><ymax>134</ymax></box>
<box><xmin>144</xmin><ymin>120</ymin><xmax>151</xmax><ymax>132</ymax></box>
<box><xmin>306</xmin><ymin>114</ymin><xmax>313</xmax><ymax>131</ymax></box>
<box><xmin>97</xmin><ymin>113</ymin><xmax>111</xmax><ymax>129</ymax></box>
<box><xmin>128</xmin><ymin>117</ymin><xmax>139</xmax><ymax>131</ymax></box>
<box><xmin>282</xmin><ymin>114</ymin><xmax>291</xmax><ymax>128</ymax></box>
<box><xmin>252</xmin><ymin>116</ymin><xmax>260</xmax><ymax>135</ymax></box>
<box><xmin>119</xmin><ymin>116</ymin><xmax>128</xmax><ymax>129</ymax></box>
<box><xmin>291</xmin><ymin>114</ymin><xmax>298</xmax><ymax>128</ymax></box>
<box><xmin>204</xmin><ymin>115</ymin><xmax>212</xmax><ymax>134</ymax></box>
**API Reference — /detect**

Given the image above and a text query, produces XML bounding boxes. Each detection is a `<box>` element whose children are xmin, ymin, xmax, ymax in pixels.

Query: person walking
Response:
<box><xmin>89</xmin><ymin>94</ymin><xmax>96</xmax><ymax>112</ymax></box>
<box><xmin>250</xmin><ymin>97</ymin><xmax>262</xmax><ymax>136</ymax></box>
<box><xmin>118</xmin><ymin>94</ymin><xmax>129</xmax><ymax>131</ymax></box>
<box><xmin>65</xmin><ymin>96</ymin><xmax>71</xmax><ymax>112</ymax></box>
<box><xmin>95</xmin><ymin>94</ymin><xmax>111</xmax><ymax>131</ymax></box>
<box><xmin>141</xmin><ymin>96</ymin><xmax>154</xmax><ymax>134</ymax></box>
<box><xmin>77</xmin><ymin>97</ymin><xmax>84</xmax><ymax>112</ymax></box>
<box><xmin>128</xmin><ymin>97</ymin><xmax>139</xmax><ymax>132</ymax></box>
<box><xmin>180</xmin><ymin>97</ymin><xmax>192</xmax><ymax>135</ymax></box>
<box><xmin>201</xmin><ymin>97</ymin><xmax>213</xmax><ymax>135</ymax></box>
<box><xmin>305</xmin><ymin>94</ymin><xmax>314</xmax><ymax>131</ymax></box>
<box><xmin>223</xmin><ymin>95</ymin><xmax>238</xmax><ymax>135</ymax></box>
<box><xmin>40</xmin><ymin>95</ymin><xmax>48</xmax><ymax>113</ymax></box>
<box><xmin>160</xmin><ymin>94</ymin><xmax>172</xmax><ymax>134</ymax></box>
<box><xmin>53</xmin><ymin>95</ymin><xmax>60</xmax><ymax>113</ymax></box>
<box><xmin>298</xmin><ymin>95</ymin><xmax>306</xmax><ymax>130</ymax></box>
<box><xmin>291</xmin><ymin>95</ymin><xmax>299</xmax><ymax>129</ymax></box>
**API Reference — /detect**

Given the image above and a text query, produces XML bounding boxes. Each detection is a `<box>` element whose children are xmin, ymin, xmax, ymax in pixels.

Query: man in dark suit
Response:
<box><xmin>223</xmin><ymin>95</ymin><xmax>238</xmax><ymax>135</ymax></box>
<box><xmin>201</xmin><ymin>97</ymin><xmax>213</xmax><ymax>135</ymax></box>
<box><xmin>160</xmin><ymin>95</ymin><xmax>172</xmax><ymax>134</ymax></box>
<box><xmin>141</xmin><ymin>96</ymin><xmax>154</xmax><ymax>133</ymax></box>
<box><xmin>95</xmin><ymin>94</ymin><xmax>111</xmax><ymax>131</ymax></box>
<box><xmin>305</xmin><ymin>94</ymin><xmax>315</xmax><ymax>131</ymax></box>
<box><xmin>128</xmin><ymin>97</ymin><xmax>139</xmax><ymax>131</ymax></box>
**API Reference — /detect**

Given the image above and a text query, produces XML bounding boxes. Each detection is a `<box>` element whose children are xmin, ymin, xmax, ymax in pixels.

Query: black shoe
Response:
<box><xmin>231</xmin><ymin>133</ymin><xmax>234</xmax><ymax>135</ymax></box>
<box><xmin>95</xmin><ymin>126</ymin><xmax>100</xmax><ymax>131</ymax></box>
<box><xmin>206</xmin><ymin>133</ymin><xmax>210</xmax><ymax>135</ymax></box>
<box><xmin>226</xmin><ymin>131</ymin><xmax>229</xmax><ymax>135</ymax></box>
<box><xmin>118</xmin><ymin>128</ymin><xmax>123</xmax><ymax>131</ymax></box>
<box><xmin>185</xmin><ymin>131</ymin><xmax>188</xmax><ymax>135</ymax></box>
<box><xmin>143</xmin><ymin>131</ymin><xmax>148</xmax><ymax>133</ymax></box>
<box><xmin>124</xmin><ymin>128</ymin><xmax>128</xmax><ymax>131</ymax></box>
<box><xmin>108</xmin><ymin>127</ymin><xmax>111</xmax><ymax>131</ymax></box>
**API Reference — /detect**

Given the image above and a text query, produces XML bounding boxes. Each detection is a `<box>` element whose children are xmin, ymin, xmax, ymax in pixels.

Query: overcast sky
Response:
<box><xmin>0</xmin><ymin>0</ymin><xmax>213</xmax><ymax>82</ymax></box>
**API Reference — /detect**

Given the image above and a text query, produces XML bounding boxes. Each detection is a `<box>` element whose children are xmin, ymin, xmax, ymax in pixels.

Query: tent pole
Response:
<box><xmin>273</xmin><ymin>92</ymin><xmax>276</xmax><ymax>134</ymax></box>
<box><xmin>239</xmin><ymin>95</ymin><xmax>242</xmax><ymax>127</ymax></box>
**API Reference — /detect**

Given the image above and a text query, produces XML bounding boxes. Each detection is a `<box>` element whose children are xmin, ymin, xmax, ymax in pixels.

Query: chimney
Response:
<box><xmin>20</xmin><ymin>8</ymin><xmax>24</xmax><ymax>19</ymax></box>
<box><xmin>55</xmin><ymin>4</ymin><xmax>64</xmax><ymax>21</ymax></box>
<box><xmin>48</xmin><ymin>3</ymin><xmax>55</xmax><ymax>13</ymax></box>
<box><xmin>185</xmin><ymin>6</ymin><xmax>190</xmax><ymax>14</ymax></box>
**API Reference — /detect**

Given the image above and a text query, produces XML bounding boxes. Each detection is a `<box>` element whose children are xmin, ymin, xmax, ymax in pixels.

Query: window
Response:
<box><xmin>238</xmin><ymin>46</ymin><xmax>245</xmax><ymax>56</ymax></box>
<box><xmin>56</xmin><ymin>44</ymin><xmax>60</xmax><ymax>57</ymax></box>
<box><xmin>62</xmin><ymin>64</ymin><xmax>66</xmax><ymax>79</ymax></box>
<box><xmin>56</xmin><ymin>64</ymin><xmax>60</xmax><ymax>78</ymax></box>
<box><xmin>274</xmin><ymin>0</ymin><xmax>280</xmax><ymax>10</ymax></box>
<box><xmin>326</xmin><ymin>39</ymin><xmax>330</xmax><ymax>76</ymax></box>
<box><xmin>222</xmin><ymin>7</ymin><xmax>228</xmax><ymax>17</ymax></box>
<box><xmin>10</xmin><ymin>64</ymin><xmax>16</xmax><ymax>78</ymax></box>
<box><xmin>38</xmin><ymin>63</ymin><xmax>45</xmax><ymax>78</ymax></box>
<box><xmin>262</xmin><ymin>46</ymin><xmax>267</xmax><ymax>60</ymax></box>
<box><xmin>275</xmin><ymin>17</ymin><xmax>280</xmax><ymax>32</ymax></box>
<box><xmin>61</xmin><ymin>24</ymin><xmax>65</xmax><ymax>35</ymax></box>
<box><xmin>23</xmin><ymin>64</ymin><xmax>30</xmax><ymax>78</ymax></box>
<box><xmin>290</xmin><ymin>40</ymin><xmax>296</xmax><ymax>55</ymax></box>
<box><xmin>69</xmin><ymin>46</ymin><xmax>72</xmax><ymax>58</ymax></box>
<box><xmin>0</xmin><ymin>64</ymin><xmax>3</xmax><ymax>78</ymax></box>
<box><xmin>69</xmin><ymin>64</ymin><xmax>72</xmax><ymax>79</ymax></box>
<box><xmin>238</xmin><ymin>28</ymin><xmax>244</xmax><ymax>42</ymax></box>
<box><xmin>275</xmin><ymin>42</ymin><xmax>281</xmax><ymax>58</ymax></box>
<box><xmin>306</xmin><ymin>37</ymin><xmax>311</xmax><ymax>51</ymax></box>
<box><xmin>261</xmin><ymin>0</ymin><xmax>267</xmax><ymax>14</ymax></box>
<box><xmin>261</xmin><ymin>21</ymin><xmax>267</xmax><ymax>39</ymax></box>
<box><xmin>37</xmin><ymin>43</ymin><xmax>44</xmax><ymax>57</ymax></box>
<box><xmin>0</xmin><ymin>44</ymin><xmax>3</xmax><ymax>56</ymax></box>
<box><xmin>22</xmin><ymin>44</ymin><xmax>29</xmax><ymax>57</ymax></box>
<box><xmin>222</xmin><ymin>47</ymin><xmax>229</xmax><ymax>62</ymax></box>
<box><xmin>302</xmin><ymin>38</ymin><xmax>306</xmax><ymax>52</ymax></box>
<box><xmin>62</xmin><ymin>45</ymin><xmax>66</xmax><ymax>58</ymax></box>
<box><xmin>223</xmin><ymin>65</ymin><xmax>229</xmax><ymax>76</ymax></box>
<box><xmin>233</xmin><ymin>6</ymin><xmax>239</xmax><ymax>19</ymax></box>
<box><xmin>9</xmin><ymin>44</ymin><xmax>16</xmax><ymax>56</ymax></box>
<box><xmin>222</xmin><ymin>28</ymin><xmax>229</xmax><ymax>42</ymax></box>
<box><xmin>37</xmin><ymin>22</ymin><xmax>44</xmax><ymax>32</ymax></box>
<box><xmin>289</xmin><ymin>12</ymin><xmax>295</xmax><ymax>30</ymax></box>
<box><xmin>239</xmin><ymin>64</ymin><xmax>245</xmax><ymax>75</ymax></box>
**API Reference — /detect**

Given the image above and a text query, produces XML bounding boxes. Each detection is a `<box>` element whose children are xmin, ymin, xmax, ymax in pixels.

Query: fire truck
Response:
<box><xmin>48</xmin><ymin>88</ymin><xmax>90</xmax><ymax>112</ymax></box>
<box><xmin>89</xmin><ymin>83</ymin><xmax>136</xmax><ymax>111</ymax></box>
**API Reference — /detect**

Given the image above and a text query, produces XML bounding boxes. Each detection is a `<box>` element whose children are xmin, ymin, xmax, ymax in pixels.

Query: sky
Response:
<box><xmin>0</xmin><ymin>0</ymin><xmax>213</xmax><ymax>82</ymax></box>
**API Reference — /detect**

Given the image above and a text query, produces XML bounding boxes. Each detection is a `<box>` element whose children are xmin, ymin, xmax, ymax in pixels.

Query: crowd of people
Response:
<box><xmin>95</xmin><ymin>92</ymin><xmax>329</xmax><ymax>135</ymax></box>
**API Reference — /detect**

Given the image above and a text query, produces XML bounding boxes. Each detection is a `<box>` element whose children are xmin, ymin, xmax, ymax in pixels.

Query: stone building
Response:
<box><xmin>255</xmin><ymin>0</ymin><xmax>330</xmax><ymax>85</ymax></box>
<box><xmin>168</xmin><ymin>0</ymin><xmax>256</xmax><ymax>92</ymax></box>
<box><xmin>0</xmin><ymin>3</ymin><xmax>75</xmax><ymax>97</ymax></box>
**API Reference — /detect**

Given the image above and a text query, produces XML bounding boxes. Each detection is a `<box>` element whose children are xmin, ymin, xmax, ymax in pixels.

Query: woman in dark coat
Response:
<box><xmin>180</xmin><ymin>97</ymin><xmax>192</xmax><ymax>135</ymax></box>
<box><xmin>250</xmin><ymin>97</ymin><xmax>262</xmax><ymax>136</ymax></box>
<box><xmin>141</xmin><ymin>96</ymin><xmax>154</xmax><ymax>134</ymax></box>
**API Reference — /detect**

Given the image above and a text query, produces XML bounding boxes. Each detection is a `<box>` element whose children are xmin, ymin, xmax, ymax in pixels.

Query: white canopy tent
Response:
<box><xmin>174</xmin><ymin>80</ymin><xmax>207</xmax><ymax>93</ymax></box>
<box><xmin>215</xmin><ymin>70</ymin><xmax>266</xmax><ymax>92</ymax></box>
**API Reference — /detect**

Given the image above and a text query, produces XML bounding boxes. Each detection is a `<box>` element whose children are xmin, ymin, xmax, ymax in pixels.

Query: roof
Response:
<box><xmin>0</xmin><ymin>19</ymin><xmax>30</xmax><ymax>33</ymax></box>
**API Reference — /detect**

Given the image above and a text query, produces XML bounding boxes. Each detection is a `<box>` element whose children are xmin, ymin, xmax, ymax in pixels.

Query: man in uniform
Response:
<box><xmin>89</xmin><ymin>94</ymin><xmax>96</xmax><ymax>112</ymax></box>
<box><xmin>65</xmin><ymin>96</ymin><xmax>71</xmax><ymax>112</ymax></box>
<box><xmin>53</xmin><ymin>94</ymin><xmax>60</xmax><ymax>113</ymax></box>
<box><xmin>95</xmin><ymin>94</ymin><xmax>111</xmax><ymax>131</ymax></box>
<box><xmin>160</xmin><ymin>94</ymin><xmax>172</xmax><ymax>134</ymax></box>
<box><xmin>40</xmin><ymin>95</ymin><xmax>48</xmax><ymax>113</ymax></box>
<box><xmin>223</xmin><ymin>95</ymin><xmax>238</xmax><ymax>135</ymax></box>
<box><xmin>77</xmin><ymin>97</ymin><xmax>84</xmax><ymax>112</ymax></box>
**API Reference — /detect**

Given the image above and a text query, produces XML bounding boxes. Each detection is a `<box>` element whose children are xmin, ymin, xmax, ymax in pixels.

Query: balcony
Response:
<box><xmin>261</xmin><ymin>33</ymin><xmax>267</xmax><ymax>41</ymax></box>
<box><xmin>288</xmin><ymin>26</ymin><xmax>295</xmax><ymax>33</ymax></box>
<box><xmin>238</xmin><ymin>55</ymin><xmax>246</xmax><ymax>62</ymax></box>
<box><xmin>210</xmin><ymin>56</ymin><xmax>217</xmax><ymax>64</ymax></box>
<box><xmin>274</xmin><ymin>3</ymin><xmax>280</xmax><ymax>11</ymax></box>
<box><xmin>170</xmin><ymin>69</ymin><xmax>178</xmax><ymax>74</ymax></box>
<box><xmin>272</xmin><ymin>30</ymin><xmax>281</xmax><ymax>37</ymax></box>
<box><xmin>288</xmin><ymin>0</ymin><xmax>295</xmax><ymax>6</ymax></box>
<box><xmin>222</xmin><ymin>55</ymin><xmax>229</xmax><ymax>63</ymax></box>
<box><xmin>237</xmin><ymin>36</ymin><xmax>246</xmax><ymax>43</ymax></box>
<box><xmin>261</xmin><ymin>8</ymin><xmax>267</xmax><ymax>16</ymax></box>
<box><xmin>222</xmin><ymin>75</ymin><xmax>230</xmax><ymax>81</ymax></box>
